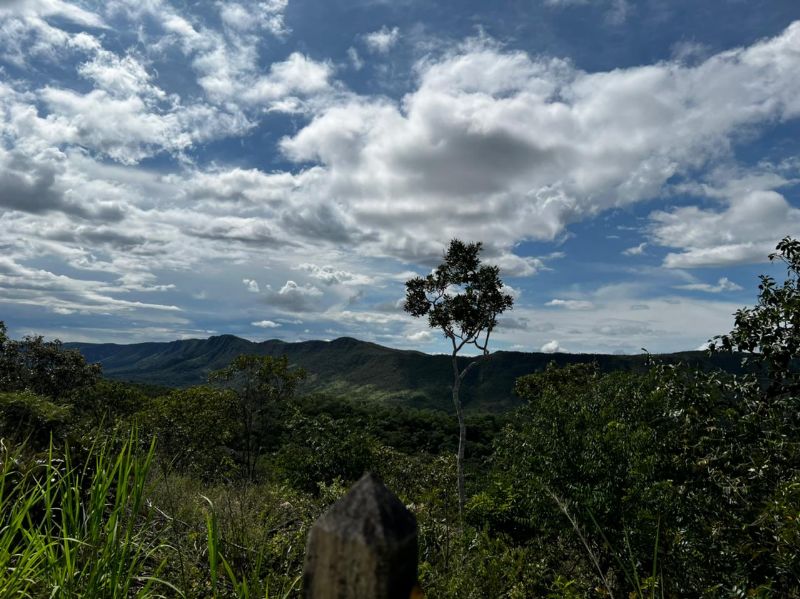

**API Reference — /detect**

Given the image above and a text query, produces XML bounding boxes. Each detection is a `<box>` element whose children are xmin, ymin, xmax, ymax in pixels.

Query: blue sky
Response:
<box><xmin>1</xmin><ymin>0</ymin><xmax>799</xmax><ymax>354</ymax></box>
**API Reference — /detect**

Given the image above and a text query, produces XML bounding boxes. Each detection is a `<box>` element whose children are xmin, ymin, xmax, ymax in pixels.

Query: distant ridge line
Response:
<box><xmin>65</xmin><ymin>335</ymin><xmax>742</xmax><ymax>413</ymax></box>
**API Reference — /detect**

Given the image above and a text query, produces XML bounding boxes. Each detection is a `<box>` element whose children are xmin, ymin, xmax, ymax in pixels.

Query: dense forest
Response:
<box><xmin>0</xmin><ymin>237</ymin><xmax>798</xmax><ymax>598</ymax></box>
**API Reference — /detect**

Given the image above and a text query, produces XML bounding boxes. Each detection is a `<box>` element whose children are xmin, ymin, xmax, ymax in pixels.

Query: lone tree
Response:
<box><xmin>210</xmin><ymin>355</ymin><xmax>306</xmax><ymax>480</ymax></box>
<box><xmin>404</xmin><ymin>239</ymin><xmax>513</xmax><ymax>516</ymax></box>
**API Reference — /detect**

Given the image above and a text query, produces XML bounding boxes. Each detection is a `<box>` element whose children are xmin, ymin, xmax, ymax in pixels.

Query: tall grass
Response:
<box><xmin>0</xmin><ymin>434</ymin><xmax>303</xmax><ymax>598</ymax></box>
<box><xmin>203</xmin><ymin>495</ymin><xmax>301</xmax><ymax>599</ymax></box>
<box><xmin>0</xmin><ymin>432</ymin><xmax>176</xmax><ymax>597</ymax></box>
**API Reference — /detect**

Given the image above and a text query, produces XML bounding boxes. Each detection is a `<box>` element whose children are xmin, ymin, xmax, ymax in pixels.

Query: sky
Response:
<box><xmin>1</xmin><ymin>0</ymin><xmax>799</xmax><ymax>355</ymax></box>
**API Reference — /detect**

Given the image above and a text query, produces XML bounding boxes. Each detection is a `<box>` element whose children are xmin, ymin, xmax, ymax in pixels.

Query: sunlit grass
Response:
<box><xmin>0</xmin><ymin>433</ymin><xmax>304</xmax><ymax>598</ymax></box>
<box><xmin>0</xmin><ymin>432</ymin><xmax>175</xmax><ymax>597</ymax></box>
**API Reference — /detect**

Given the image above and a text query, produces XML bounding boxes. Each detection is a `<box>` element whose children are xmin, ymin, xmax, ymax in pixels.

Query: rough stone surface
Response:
<box><xmin>303</xmin><ymin>472</ymin><xmax>418</xmax><ymax>599</ymax></box>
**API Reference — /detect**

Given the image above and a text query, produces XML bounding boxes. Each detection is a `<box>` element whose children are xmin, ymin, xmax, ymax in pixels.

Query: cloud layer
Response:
<box><xmin>0</xmin><ymin>1</ymin><xmax>798</xmax><ymax>351</ymax></box>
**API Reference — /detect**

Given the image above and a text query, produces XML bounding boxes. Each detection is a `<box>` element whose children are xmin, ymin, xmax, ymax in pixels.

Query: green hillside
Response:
<box><xmin>65</xmin><ymin>336</ymin><xmax>743</xmax><ymax>412</ymax></box>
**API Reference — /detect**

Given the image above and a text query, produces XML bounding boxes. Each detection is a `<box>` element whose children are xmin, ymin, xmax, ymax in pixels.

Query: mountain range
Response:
<box><xmin>65</xmin><ymin>336</ymin><xmax>743</xmax><ymax>412</ymax></box>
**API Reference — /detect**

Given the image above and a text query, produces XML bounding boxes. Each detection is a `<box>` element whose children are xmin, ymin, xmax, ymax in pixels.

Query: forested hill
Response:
<box><xmin>65</xmin><ymin>335</ymin><xmax>743</xmax><ymax>412</ymax></box>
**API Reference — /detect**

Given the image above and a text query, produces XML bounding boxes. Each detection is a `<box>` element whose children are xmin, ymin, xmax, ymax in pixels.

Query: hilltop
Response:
<box><xmin>65</xmin><ymin>336</ymin><xmax>743</xmax><ymax>412</ymax></box>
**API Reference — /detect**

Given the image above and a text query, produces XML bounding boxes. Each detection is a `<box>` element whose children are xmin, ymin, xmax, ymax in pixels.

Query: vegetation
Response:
<box><xmin>404</xmin><ymin>239</ymin><xmax>514</xmax><ymax>514</ymax></box>
<box><xmin>0</xmin><ymin>238</ymin><xmax>797</xmax><ymax>597</ymax></box>
<box><xmin>64</xmin><ymin>333</ymin><xmax>745</xmax><ymax>412</ymax></box>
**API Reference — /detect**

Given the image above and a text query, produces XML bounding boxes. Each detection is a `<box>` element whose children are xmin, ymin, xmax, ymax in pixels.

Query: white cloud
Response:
<box><xmin>280</xmin><ymin>22</ymin><xmax>800</xmax><ymax>266</ymax></box>
<box><xmin>492</xmin><ymin>253</ymin><xmax>546</xmax><ymax>277</ymax></box>
<box><xmin>220</xmin><ymin>1</ymin><xmax>286</xmax><ymax>35</ymax></box>
<box><xmin>0</xmin><ymin>0</ymin><xmax>106</xmax><ymax>28</ymax></box>
<box><xmin>333</xmin><ymin>310</ymin><xmax>406</xmax><ymax>325</ymax></box>
<box><xmin>671</xmin><ymin>40</ymin><xmax>711</xmax><ymax>63</ymax></box>
<box><xmin>347</xmin><ymin>47</ymin><xmax>364</xmax><ymax>70</ymax></box>
<box><xmin>28</xmin><ymin>62</ymin><xmax>250</xmax><ymax>164</ymax></box>
<box><xmin>490</xmin><ymin>281</ymin><xmax>743</xmax><ymax>354</ymax></box>
<box><xmin>622</xmin><ymin>242</ymin><xmax>647</xmax><ymax>256</ymax></box>
<box><xmin>540</xmin><ymin>339</ymin><xmax>562</xmax><ymax>353</ymax></box>
<box><xmin>241</xmin><ymin>52</ymin><xmax>333</xmax><ymax>106</ymax></box>
<box><xmin>1</xmin><ymin>8</ymin><xmax>798</xmax><ymax>348</ymax></box>
<box><xmin>243</xmin><ymin>278</ymin><xmax>260</xmax><ymax>293</ymax></box>
<box><xmin>546</xmin><ymin>299</ymin><xmax>595</xmax><ymax>310</ymax></box>
<box><xmin>252</xmin><ymin>319</ymin><xmax>280</xmax><ymax>328</ymax></box>
<box><xmin>296</xmin><ymin>263</ymin><xmax>372</xmax><ymax>285</ymax></box>
<box><xmin>407</xmin><ymin>330</ymin><xmax>433</xmax><ymax>342</ymax></box>
<box><xmin>651</xmin><ymin>190</ymin><xmax>800</xmax><ymax>268</ymax></box>
<box><xmin>77</xmin><ymin>49</ymin><xmax>165</xmax><ymax>99</ymax></box>
<box><xmin>676</xmin><ymin>277</ymin><xmax>743</xmax><ymax>293</ymax></box>
<box><xmin>38</xmin><ymin>88</ymin><xmax>190</xmax><ymax>164</ymax></box>
<box><xmin>364</xmin><ymin>26</ymin><xmax>400</xmax><ymax>53</ymax></box>
<box><xmin>0</xmin><ymin>256</ymin><xmax>181</xmax><ymax>317</ymax></box>
<box><xmin>0</xmin><ymin>9</ymin><xmax>103</xmax><ymax>66</ymax></box>
<box><xmin>265</xmin><ymin>280</ymin><xmax>324</xmax><ymax>313</ymax></box>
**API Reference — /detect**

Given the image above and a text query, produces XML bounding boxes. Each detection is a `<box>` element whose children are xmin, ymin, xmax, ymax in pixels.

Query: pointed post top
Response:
<box><xmin>303</xmin><ymin>473</ymin><xmax>419</xmax><ymax>598</ymax></box>
<box><xmin>315</xmin><ymin>472</ymin><xmax>417</xmax><ymax>548</ymax></box>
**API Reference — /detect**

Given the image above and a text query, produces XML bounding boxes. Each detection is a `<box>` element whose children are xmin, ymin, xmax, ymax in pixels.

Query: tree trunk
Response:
<box><xmin>451</xmin><ymin>354</ymin><xmax>466</xmax><ymax>521</ymax></box>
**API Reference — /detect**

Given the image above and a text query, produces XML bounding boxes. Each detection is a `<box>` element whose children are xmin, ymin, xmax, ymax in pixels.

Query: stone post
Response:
<box><xmin>303</xmin><ymin>472</ymin><xmax>418</xmax><ymax>598</ymax></box>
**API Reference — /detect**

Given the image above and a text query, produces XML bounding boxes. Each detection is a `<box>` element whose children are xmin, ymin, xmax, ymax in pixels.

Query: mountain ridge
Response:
<box><xmin>65</xmin><ymin>335</ymin><xmax>743</xmax><ymax>412</ymax></box>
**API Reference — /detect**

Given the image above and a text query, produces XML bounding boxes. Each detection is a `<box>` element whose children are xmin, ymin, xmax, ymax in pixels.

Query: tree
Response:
<box><xmin>713</xmin><ymin>236</ymin><xmax>800</xmax><ymax>394</ymax></box>
<box><xmin>404</xmin><ymin>239</ymin><xmax>513</xmax><ymax>516</ymax></box>
<box><xmin>0</xmin><ymin>321</ymin><xmax>100</xmax><ymax>399</ymax></box>
<box><xmin>152</xmin><ymin>386</ymin><xmax>239</xmax><ymax>479</ymax></box>
<box><xmin>210</xmin><ymin>355</ymin><xmax>306</xmax><ymax>480</ymax></box>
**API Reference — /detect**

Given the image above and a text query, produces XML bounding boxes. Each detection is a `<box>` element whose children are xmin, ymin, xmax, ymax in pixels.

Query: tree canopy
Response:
<box><xmin>404</xmin><ymin>239</ymin><xmax>514</xmax><ymax>354</ymax></box>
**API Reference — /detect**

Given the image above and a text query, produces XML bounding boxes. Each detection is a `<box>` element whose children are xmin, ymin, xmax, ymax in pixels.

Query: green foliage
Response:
<box><xmin>494</xmin><ymin>357</ymin><xmax>800</xmax><ymax>594</ymax></box>
<box><xmin>404</xmin><ymin>239</ymin><xmax>514</xmax><ymax>352</ymax></box>
<box><xmin>714</xmin><ymin>236</ymin><xmax>800</xmax><ymax>393</ymax></box>
<box><xmin>152</xmin><ymin>386</ymin><xmax>239</xmax><ymax>478</ymax></box>
<box><xmin>475</xmin><ymin>240</ymin><xmax>799</xmax><ymax>596</ymax></box>
<box><xmin>210</xmin><ymin>355</ymin><xmax>306</xmax><ymax>480</ymax></box>
<box><xmin>0</xmin><ymin>321</ymin><xmax>100</xmax><ymax>399</ymax></box>
<box><xmin>67</xmin><ymin>332</ymin><xmax>746</xmax><ymax>412</ymax></box>
<box><xmin>0</xmin><ymin>390</ymin><xmax>71</xmax><ymax>447</ymax></box>
<box><xmin>75</xmin><ymin>378</ymin><xmax>151</xmax><ymax>426</ymax></box>
<box><xmin>210</xmin><ymin>355</ymin><xmax>306</xmax><ymax>404</ymax></box>
<box><xmin>0</xmin><ymin>432</ymin><xmax>174</xmax><ymax>597</ymax></box>
<box><xmin>271</xmin><ymin>411</ymin><xmax>376</xmax><ymax>493</ymax></box>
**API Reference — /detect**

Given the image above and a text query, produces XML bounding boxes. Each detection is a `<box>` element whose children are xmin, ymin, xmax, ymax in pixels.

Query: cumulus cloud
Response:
<box><xmin>38</xmin><ymin>88</ymin><xmax>192</xmax><ymax>164</ymax></box>
<box><xmin>540</xmin><ymin>339</ymin><xmax>563</xmax><ymax>353</ymax></box>
<box><xmin>651</xmin><ymin>190</ymin><xmax>800</xmax><ymax>267</ymax></box>
<box><xmin>252</xmin><ymin>319</ymin><xmax>280</xmax><ymax>328</ymax></box>
<box><xmin>219</xmin><ymin>0</ymin><xmax>288</xmax><ymax>36</ymax></box>
<box><xmin>364</xmin><ymin>26</ymin><xmax>400</xmax><ymax>53</ymax></box>
<box><xmin>407</xmin><ymin>330</ymin><xmax>433</xmax><ymax>342</ymax></box>
<box><xmin>265</xmin><ymin>280</ymin><xmax>324</xmax><ymax>313</ymax></box>
<box><xmin>676</xmin><ymin>277</ymin><xmax>743</xmax><ymax>293</ymax></box>
<box><xmin>280</xmin><ymin>22</ymin><xmax>800</xmax><ymax>265</ymax></box>
<box><xmin>1</xmin><ymin>5</ymin><xmax>799</xmax><ymax>348</ymax></box>
<box><xmin>296</xmin><ymin>264</ymin><xmax>372</xmax><ymax>286</ymax></box>
<box><xmin>243</xmin><ymin>278</ymin><xmax>260</xmax><ymax>293</ymax></box>
<box><xmin>240</xmin><ymin>52</ymin><xmax>333</xmax><ymax>106</ymax></box>
<box><xmin>0</xmin><ymin>147</ymin><xmax>125</xmax><ymax>221</ymax></box>
<box><xmin>546</xmin><ymin>299</ymin><xmax>595</xmax><ymax>310</ymax></box>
